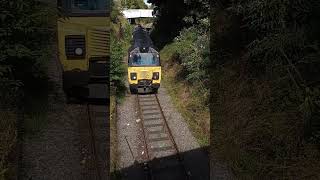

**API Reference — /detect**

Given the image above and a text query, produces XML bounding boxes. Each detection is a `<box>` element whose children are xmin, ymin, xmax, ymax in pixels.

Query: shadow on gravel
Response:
<box><xmin>112</xmin><ymin>146</ymin><xmax>209</xmax><ymax>180</ymax></box>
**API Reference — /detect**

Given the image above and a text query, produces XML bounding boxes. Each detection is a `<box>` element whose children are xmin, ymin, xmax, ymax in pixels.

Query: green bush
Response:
<box><xmin>120</xmin><ymin>0</ymin><xmax>147</xmax><ymax>9</ymax></box>
<box><xmin>110</xmin><ymin>36</ymin><xmax>126</xmax><ymax>97</ymax></box>
<box><xmin>159</xmin><ymin>17</ymin><xmax>210</xmax><ymax>145</ymax></box>
<box><xmin>161</xmin><ymin>19</ymin><xmax>209</xmax><ymax>100</ymax></box>
<box><xmin>110</xmin><ymin>1</ymin><xmax>132</xmax><ymax>98</ymax></box>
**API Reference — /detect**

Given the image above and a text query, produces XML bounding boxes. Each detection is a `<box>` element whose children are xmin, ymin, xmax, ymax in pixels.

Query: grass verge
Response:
<box><xmin>160</xmin><ymin>51</ymin><xmax>210</xmax><ymax>147</ymax></box>
<box><xmin>110</xmin><ymin>94</ymin><xmax>121</xmax><ymax>180</ymax></box>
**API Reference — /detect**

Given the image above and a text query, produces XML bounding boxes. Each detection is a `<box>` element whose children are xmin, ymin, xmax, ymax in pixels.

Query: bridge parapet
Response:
<box><xmin>122</xmin><ymin>9</ymin><xmax>154</xmax><ymax>19</ymax></box>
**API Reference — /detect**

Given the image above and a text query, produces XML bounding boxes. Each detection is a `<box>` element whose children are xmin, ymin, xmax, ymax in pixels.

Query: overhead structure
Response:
<box><xmin>122</xmin><ymin>9</ymin><xmax>154</xmax><ymax>19</ymax></box>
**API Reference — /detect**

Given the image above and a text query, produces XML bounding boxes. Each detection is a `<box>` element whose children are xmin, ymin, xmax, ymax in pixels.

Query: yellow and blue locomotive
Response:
<box><xmin>127</xmin><ymin>25</ymin><xmax>161</xmax><ymax>94</ymax></box>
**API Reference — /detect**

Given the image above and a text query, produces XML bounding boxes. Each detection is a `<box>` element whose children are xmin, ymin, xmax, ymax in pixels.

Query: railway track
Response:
<box><xmin>82</xmin><ymin>102</ymin><xmax>109</xmax><ymax>180</ymax></box>
<box><xmin>137</xmin><ymin>94</ymin><xmax>190</xmax><ymax>180</ymax></box>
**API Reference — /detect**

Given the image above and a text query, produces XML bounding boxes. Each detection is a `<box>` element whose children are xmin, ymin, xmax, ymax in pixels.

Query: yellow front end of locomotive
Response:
<box><xmin>57</xmin><ymin>17</ymin><xmax>110</xmax><ymax>96</ymax></box>
<box><xmin>128</xmin><ymin>66</ymin><xmax>161</xmax><ymax>93</ymax></box>
<box><xmin>57</xmin><ymin>17</ymin><xmax>110</xmax><ymax>71</ymax></box>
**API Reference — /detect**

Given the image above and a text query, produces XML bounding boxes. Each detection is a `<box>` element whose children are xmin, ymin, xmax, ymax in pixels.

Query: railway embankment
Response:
<box><xmin>210</xmin><ymin>2</ymin><xmax>320</xmax><ymax>179</ymax></box>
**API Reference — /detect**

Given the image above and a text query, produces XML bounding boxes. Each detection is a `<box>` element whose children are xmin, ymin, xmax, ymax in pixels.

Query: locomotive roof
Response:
<box><xmin>131</xmin><ymin>25</ymin><xmax>155</xmax><ymax>49</ymax></box>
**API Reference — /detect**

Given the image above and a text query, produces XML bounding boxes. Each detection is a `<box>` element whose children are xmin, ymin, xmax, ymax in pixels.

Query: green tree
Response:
<box><xmin>120</xmin><ymin>0</ymin><xmax>147</xmax><ymax>9</ymax></box>
<box><xmin>110</xmin><ymin>36</ymin><xmax>126</xmax><ymax>97</ymax></box>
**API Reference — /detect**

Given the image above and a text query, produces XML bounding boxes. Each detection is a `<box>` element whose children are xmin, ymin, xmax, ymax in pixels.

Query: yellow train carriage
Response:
<box><xmin>57</xmin><ymin>0</ymin><xmax>110</xmax><ymax>100</ymax></box>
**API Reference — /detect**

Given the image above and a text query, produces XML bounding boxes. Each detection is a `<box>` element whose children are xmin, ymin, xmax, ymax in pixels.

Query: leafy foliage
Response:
<box><xmin>150</xmin><ymin>0</ymin><xmax>209</xmax><ymax>49</ymax></box>
<box><xmin>120</xmin><ymin>0</ymin><xmax>147</xmax><ymax>9</ymax></box>
<box><xmin>110</xmin><ymin>36</ymin><xmax>126</xmax><ymax>97</ymax></box>
<box><xmin>110</xmin><ymin>0</ymin><xmax>132</xmax><ymax>98</ymax></box>
<box><xmin>162</xmin><ymin>21</ymin><xmax>209</xmax><ymax>96</ymax></box>
<box><xmin>0</xmin><ymin>0</ymin><xmax>56</xmax><ymax>107</ymax></box>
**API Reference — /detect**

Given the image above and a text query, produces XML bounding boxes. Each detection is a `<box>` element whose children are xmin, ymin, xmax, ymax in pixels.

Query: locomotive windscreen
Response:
<box><xmin>129</xmin><ymin>53</ymin><xmax>160</xmax><ymax>66</ymax></box>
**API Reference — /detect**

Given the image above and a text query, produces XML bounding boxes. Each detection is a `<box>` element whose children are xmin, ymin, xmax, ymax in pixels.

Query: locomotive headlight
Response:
<box><xmin>65</xmin><ymin>35</ymin><xmax>85</xmax><ymax>59</ymax></box>
<box><xmin>152</xmin><ymin>72</ymin><xmax>159</xmax><ymax>80</ymax></box>
<box><xmin>130</xmin><ymin>72</ymin><xmax>137</xmax><ymax>80</ymax></box>
<box><xmin>75</xmin><ymin>47</ymin><xmax>83</xmax><ymax>55</ymax></box>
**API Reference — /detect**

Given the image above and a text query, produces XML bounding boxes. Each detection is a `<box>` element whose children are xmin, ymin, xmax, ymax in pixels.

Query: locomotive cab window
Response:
<box><xmin>72</xmin><ymin>0</ymin><xmax>105</xmax><ymax>11</ymax></box>
<box><xmin>58</xmin><ymin>0</ymin><xmax>108</xmax><ymax>16</ymax></box>
<box><xmin>129</xmin><ymin>53</ymin><xmax>160</xmax><ymax>67</ymax></box>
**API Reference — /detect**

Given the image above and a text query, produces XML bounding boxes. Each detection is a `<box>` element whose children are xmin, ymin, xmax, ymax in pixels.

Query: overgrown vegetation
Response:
<box><xmin>150</xmin><ymin>0</ymin><xmax>210</xmax><ymax>145</ymax></box>
<box><xmin>0</xmin><ymin>0</ymin><xmax>55</xmax><ymax>179</ymax></box>
<box><xmin>0</xmin><ymin>0</ymin><xmax>55</xmax><ymax>107</ymax></box>
<box><xmin>160</xmin><ymin>23</ymin><xmax>210</xmax><ymax>145</ymax></box>
<box><xmin>110</xmin><ymin>35</ymin><xmax>127</xmax><ymax>98</ymax></box>
<box><xmin>211</xmin><ymin>0</ymin><xmax>320</xmax><ymax>178</ymax></box>
<box><xmin>110</xmin><ymin>0</ymin><xmax>136</xmax><ymax>98</ymax></box>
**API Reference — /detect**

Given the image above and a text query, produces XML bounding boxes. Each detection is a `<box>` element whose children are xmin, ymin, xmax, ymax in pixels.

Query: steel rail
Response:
<box><xmin>86</xmin><ymin>103</ymin><xmax>102</xmax><ymax>180</ymax></box>
<box><xmin>154</xmin><ymin>94</ymin><xmax>190</xmax><ymax>180</ymax></box>
<box><xmin>137</xmin><ymin>94</ymin><xmax>154</xmax><ymax>180</ymax></box>
<box><xmin>137</xmin><ymin>94</ymin><xmax>190</xmax><ymax>180</ymax></box>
